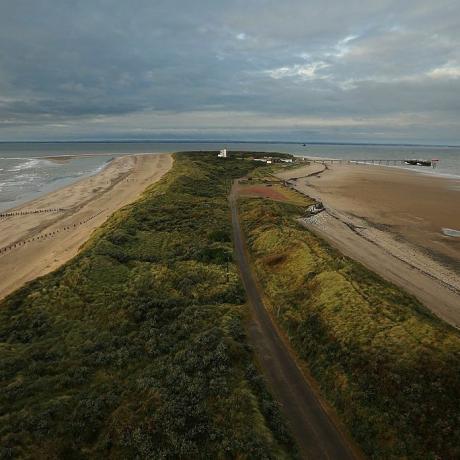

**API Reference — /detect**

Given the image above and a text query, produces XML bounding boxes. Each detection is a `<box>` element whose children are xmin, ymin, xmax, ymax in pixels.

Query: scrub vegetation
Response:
<box><xmin>0</xmin><ymin>153</ymin><xmax>297</xmax><ymax>459</ymax></box>
<box><xmin>239</xmin><ymin>197</ymin><xmax>460</xmax><ymax>460</ymax></box>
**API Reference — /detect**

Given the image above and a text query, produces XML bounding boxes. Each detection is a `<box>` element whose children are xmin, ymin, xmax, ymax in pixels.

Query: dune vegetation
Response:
<box><xmin>239</xmin><ymin>197</ymin><xmax>460</xmax><ymax>459</ymax></box>
<box><xmin>0</xmin><ymin>153</ymin><xmax>297</xmax><ymax>459</ymax></box>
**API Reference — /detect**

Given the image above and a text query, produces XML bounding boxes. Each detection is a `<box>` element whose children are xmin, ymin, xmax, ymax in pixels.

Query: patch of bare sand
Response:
<box><xmin>0</xmin><ymin>153</ymin><xmax>172</xmax><ymax>300</ymax></box>
<box><xmin>277</xmin><ymin>163</ymin><xmax>460</xmax><ymax>328</ymax></box>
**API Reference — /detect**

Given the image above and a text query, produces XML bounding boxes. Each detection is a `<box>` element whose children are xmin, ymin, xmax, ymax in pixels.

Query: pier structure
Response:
<box><xmin>302</xmin><ymin>158</ymin><xmax>439</xmax><ymax>167</ymax></box>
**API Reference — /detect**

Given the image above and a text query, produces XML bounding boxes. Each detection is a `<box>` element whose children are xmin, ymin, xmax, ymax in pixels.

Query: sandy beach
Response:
<box><xmin>277</xmin><ymin>162</ymin><xmax>460</xmax><ymax>327</ymax></box>
<box><xmin>0</xmin><ymin>153</ymin><xmax>172</xmax><ymax>300</ymax></box>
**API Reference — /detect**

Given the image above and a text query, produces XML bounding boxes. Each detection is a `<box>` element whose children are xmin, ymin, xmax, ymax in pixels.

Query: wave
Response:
<box><xmin>0</xmin><ymin>157</ymin><xmax>31</xmax><ymax>160</ymax></box>
<box><xmin>8</xmin><ymin>159</ymin><xmax>45</xmax><ymax>172</ymax></box>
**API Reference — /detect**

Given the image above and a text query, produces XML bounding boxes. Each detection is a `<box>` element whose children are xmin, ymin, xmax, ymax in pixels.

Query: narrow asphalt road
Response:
<box><xmin>230</xmin><ymin>190</ymin><xmax>358</xmax><ymax>460</ymax></box>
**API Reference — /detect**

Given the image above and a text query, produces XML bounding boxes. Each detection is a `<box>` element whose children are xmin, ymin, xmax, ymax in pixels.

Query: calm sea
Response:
<box><xmin>0</xmin><ymin>141</ymin><xmax>459</xmax><ymax>211</ymax></box>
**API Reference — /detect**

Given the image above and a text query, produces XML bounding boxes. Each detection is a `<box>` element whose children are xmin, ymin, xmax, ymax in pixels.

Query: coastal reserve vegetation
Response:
<box><xmin>0</xmin><ymin>153</ymin><xmax>296</xmax><ymax>459</ymax></box>
<box><xmin>239</xmin><ymin>197</ymin><xmax>460</xmax><ymax>459</ymax></box>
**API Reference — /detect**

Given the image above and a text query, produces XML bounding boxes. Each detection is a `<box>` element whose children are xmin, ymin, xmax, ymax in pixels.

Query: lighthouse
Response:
<box><xmin>217</xmin><ymin>148</ymin><xmax>227</xmax><ymax>158</ymax></box>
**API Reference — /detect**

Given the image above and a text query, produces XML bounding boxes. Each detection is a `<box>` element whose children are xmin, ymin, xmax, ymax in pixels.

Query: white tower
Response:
<box><xmin>218</xmin><ymin>148</ymin><xmax>227</xmax><ymax>158</ymax></box>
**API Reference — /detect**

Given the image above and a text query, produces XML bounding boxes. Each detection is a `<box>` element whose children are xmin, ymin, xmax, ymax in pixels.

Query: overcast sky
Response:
<box><xmin>0</xmin><ymin>0</ymin><xmax>459</xmax><ymax>143</ymax></box>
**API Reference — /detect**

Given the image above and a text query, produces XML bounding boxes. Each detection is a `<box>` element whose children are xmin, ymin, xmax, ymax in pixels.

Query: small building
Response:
<box><xmin>218</xmin><ymin>148</ymin><xmax>227</xmax><ymax>158</ymax></box>
<box><xmin>253</xmin><ymin>156</ymin><xmax>272</xmax><ymax>164</ymax></box>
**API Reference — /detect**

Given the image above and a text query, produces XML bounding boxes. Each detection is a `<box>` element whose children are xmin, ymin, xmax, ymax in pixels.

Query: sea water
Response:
<box><xmin>0</xmin><ymin>141</ymin><xmax>459</xmax><ymax>211</ymax></box>
<box><xmin>0</xmin><ymin>153</ymin><xmax>113</xmax><ymax>211</ymax></box>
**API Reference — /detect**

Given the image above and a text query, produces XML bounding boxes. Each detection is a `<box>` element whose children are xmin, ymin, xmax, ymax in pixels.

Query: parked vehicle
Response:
<box><xmin>306</xmin><ymin>202</ymin><xmax>325</xmax><ymax>216</ymax></box>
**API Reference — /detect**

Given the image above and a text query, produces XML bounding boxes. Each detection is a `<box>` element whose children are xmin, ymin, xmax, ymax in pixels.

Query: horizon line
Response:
<box><xmin>0</xmin><ymin>139</ymin><xmax>459</xmax><ymax>148</ymax></box>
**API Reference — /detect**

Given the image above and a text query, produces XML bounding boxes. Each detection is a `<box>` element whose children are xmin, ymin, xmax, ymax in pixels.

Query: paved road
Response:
<box><xmin>230</xmin><ymin>190</ymin><xmax>358</xmax><ymax>460</ymax></box>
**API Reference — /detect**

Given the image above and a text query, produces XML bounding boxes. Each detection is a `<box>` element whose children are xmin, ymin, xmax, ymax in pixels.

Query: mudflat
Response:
<box><xmin>0</xmin><ymin>153</ymin><xmax>172</xmax><ymax>300</ymax></box>
<box><xmin>277</xmin><ymin>163</ymin><xmax>460</xmax><ymax>327</ymax></box>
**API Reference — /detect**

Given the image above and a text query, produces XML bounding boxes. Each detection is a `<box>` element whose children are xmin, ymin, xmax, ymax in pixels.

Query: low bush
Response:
<box><xmin>239</xmin><ymin>197</ymin><xmax>460</xmax><ymax>459</ymax></box>
<box><xmin>0</xmin><ymin>153</ymin><xmax>297</xmax><ymax>459</ymax></box>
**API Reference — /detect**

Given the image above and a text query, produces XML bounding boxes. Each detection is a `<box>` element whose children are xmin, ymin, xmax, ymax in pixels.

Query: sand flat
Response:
<box><xmin>0</xmin><ymin>153</ymin><xmax>172</xmax><ymax>300</ymax></box>
<box><xmin>310</xmin><ymin>165</ymin><xmax>460</xmax><ymax>263</ymax></box>
<box><xmin>277</xmin><ymin>163</ymin><xmax>460</xmax><ymax>327</ymax></box>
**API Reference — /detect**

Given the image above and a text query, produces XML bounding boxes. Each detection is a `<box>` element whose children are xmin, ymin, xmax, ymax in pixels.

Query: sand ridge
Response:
<box><xmin>0</xmin><ymin>153</ymin><xmax>172</xmax><ymax>300</ymax></box>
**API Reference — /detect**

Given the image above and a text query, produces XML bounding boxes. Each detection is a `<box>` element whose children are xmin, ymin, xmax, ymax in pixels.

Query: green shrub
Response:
<box><xmin>0</xmin><ymin>153</ymin><xmax>296</xmax><ymax>459</ymax></box>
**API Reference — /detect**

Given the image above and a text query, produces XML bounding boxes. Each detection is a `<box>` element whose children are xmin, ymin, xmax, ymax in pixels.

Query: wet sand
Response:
<box><xmin>43</xmin><ymin>155</ymin><xmax>77</xmax><ymax>163</ymax></box>
<box><xmin>277</xmin><ymin>163</ymin><xmax>460</xmax><ymax>327</ymax></box>
<box><xmin>0</xmin><ymin>153</ymin><xmax>172</xmax><ymax>300</ymax></box>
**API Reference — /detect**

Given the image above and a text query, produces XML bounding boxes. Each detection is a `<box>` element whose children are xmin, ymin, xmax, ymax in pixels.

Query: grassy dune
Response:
<box><xmin>239</xmin><ymin>198</ymin><xmax>460</xmax><ymax>459</ymax></box>
<box><xmin>0</xmin><ymin>153</ymin><xmax>296</xmax><ymax>459</ymax></box>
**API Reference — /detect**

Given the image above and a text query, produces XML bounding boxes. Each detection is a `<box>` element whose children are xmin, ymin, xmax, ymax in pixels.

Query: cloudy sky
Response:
<box><xmin>0</xmin><ymin>0</ymin><xmax>459</xmax><ymax>143</ymax></box>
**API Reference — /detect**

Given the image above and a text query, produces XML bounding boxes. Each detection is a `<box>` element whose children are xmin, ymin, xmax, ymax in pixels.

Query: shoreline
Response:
<box><xmin>0</xmin><ymin>155</ymin><xmax>118</xmax><ymax>213</ymax></box>
<box><xmin>298</xmin><ymin>154</ymin><xmax>460</xmax><ymax>180</ymax></box>
<box><xmin>277</xmin><ymin>161</ymin><xmax>460</xmax><ymax>327</ymax></box>
<box><xmin>0</xmin><ymin>153</ymin><xmax>172</xmax><ymax>300</ymax></box>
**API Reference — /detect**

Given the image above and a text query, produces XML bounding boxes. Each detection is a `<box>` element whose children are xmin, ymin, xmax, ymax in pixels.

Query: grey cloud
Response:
<box><xmin>0</xmin><ymin>0</ymin><xmax>459</xmax><ymax>142</ymax></box>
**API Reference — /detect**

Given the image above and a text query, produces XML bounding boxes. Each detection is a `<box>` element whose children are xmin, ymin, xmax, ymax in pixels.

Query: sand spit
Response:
<box><xmin>0</xmin><ymin>153</ymin><xmax>172</xmax><ymax>300</ymax></box>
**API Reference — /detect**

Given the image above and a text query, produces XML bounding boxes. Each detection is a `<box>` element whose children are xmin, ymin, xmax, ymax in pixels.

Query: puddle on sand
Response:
<box><xmin>442</xmin><ymin>228</ymin><xmax>460</xmax><ymax>237</ymax></box>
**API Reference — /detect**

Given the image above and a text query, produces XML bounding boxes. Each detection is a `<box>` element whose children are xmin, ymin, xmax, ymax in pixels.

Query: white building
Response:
<box><xmin>218</xmin><ymin>148</ymin><xmax>227</xmax><ymax>158</ymax></box>
<box><xmin>253</xmin><ymin>156</ymin><xmax>272</xmax><ymax>164</ymax></box>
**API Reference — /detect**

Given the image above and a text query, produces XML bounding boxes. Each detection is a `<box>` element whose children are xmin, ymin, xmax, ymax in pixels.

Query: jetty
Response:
<box><xmin>302</xmin><ymin>158</ymin><xmax>439</xmax><ymax>167</ymax></box>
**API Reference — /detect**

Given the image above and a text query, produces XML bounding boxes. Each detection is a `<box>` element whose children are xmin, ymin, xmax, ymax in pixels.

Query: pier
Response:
<box><xmin>303</xmin><ymin>158</ymin><xmax>439</xmax><ymax>167</ymax></box>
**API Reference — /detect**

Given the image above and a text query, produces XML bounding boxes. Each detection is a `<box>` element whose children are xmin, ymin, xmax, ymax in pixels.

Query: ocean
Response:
<box><xmin>1</xmin><ymin>141</ymin><xmax>459</xmax><ymax>211</ymax></box>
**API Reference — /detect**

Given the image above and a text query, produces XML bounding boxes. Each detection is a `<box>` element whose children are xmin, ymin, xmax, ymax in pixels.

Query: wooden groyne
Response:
<box><xmin>0</xmin><ymin>209</ymin><xmax>106</xmax><ymax>256</ymax></box>
<box><xmin>0</xmin><ymin>208</ymin><xmax>66</xmax><ymax>218</ymax></box>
